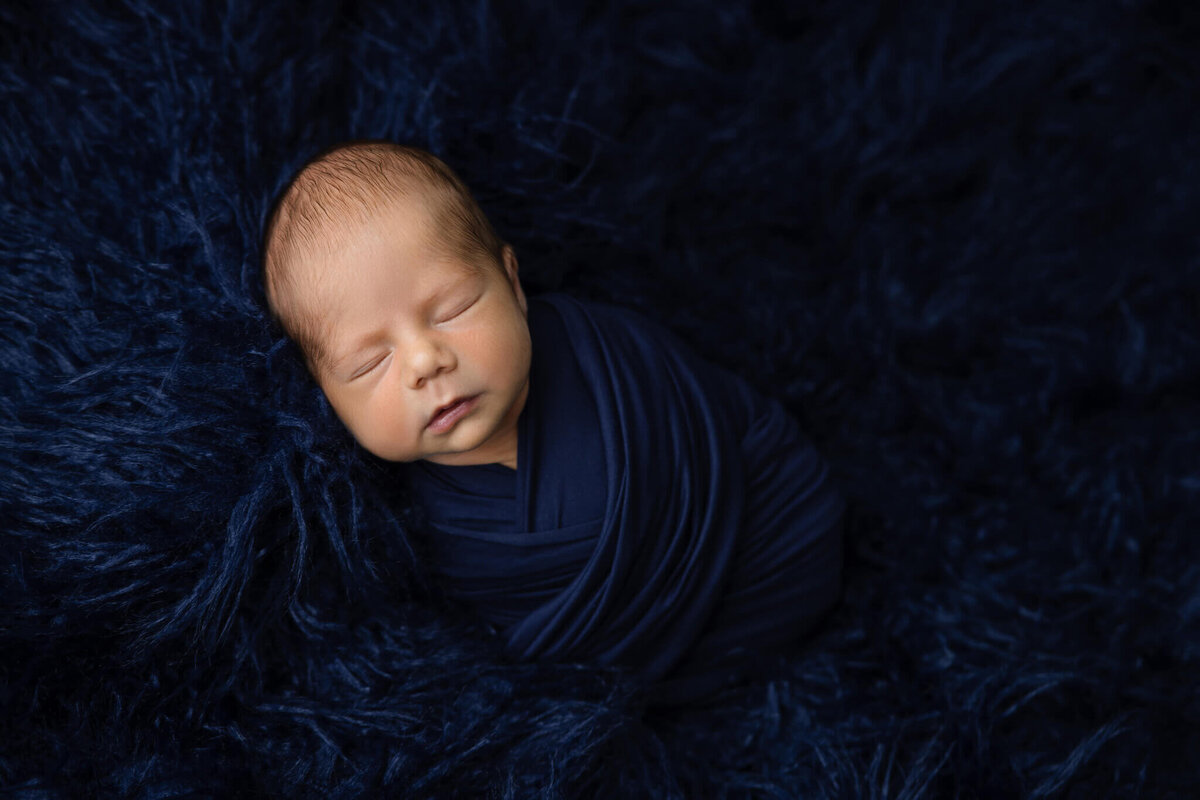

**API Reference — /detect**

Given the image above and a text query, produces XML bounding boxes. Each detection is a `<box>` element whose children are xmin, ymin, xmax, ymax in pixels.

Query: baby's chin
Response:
<box><xmin>352</xmin><ymin>434</ymin><xmax>428</xmax><ymax>463</ymax></box>
<box><xmin>419</xmin><ymin>431</ymin><xmax>507</xmax><ymax>468</ymax></box>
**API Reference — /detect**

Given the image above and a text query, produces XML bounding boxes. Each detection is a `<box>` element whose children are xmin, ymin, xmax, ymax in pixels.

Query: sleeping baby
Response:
<box><xmin>262</xmin><ymin>141</ymin><xmax>845</xmax><ymax>706</ymax></box>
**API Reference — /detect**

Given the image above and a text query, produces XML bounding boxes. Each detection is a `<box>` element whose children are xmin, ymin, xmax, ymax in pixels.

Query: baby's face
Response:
<box><xmin>302</xmin><ymin>198</ymin><xmax>530</xmax><ymax>468</ymax></box>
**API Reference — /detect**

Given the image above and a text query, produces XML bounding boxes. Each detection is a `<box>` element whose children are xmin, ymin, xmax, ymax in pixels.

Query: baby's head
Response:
<box><xmin>263</xmin><ymin>141</ymin><xmax>530</xmax><ymax>468</ymax></box>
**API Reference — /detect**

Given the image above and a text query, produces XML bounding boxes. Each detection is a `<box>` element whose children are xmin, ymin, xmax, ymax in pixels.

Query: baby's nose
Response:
<box><xmin>406</xmin><ymin>338</ymin><xmax>454</xmax><ymax>388</ymax></box>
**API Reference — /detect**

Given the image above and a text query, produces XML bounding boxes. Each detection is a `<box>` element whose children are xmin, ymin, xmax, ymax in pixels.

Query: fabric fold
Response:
<box><xmin>409</xmin><ymin>293</ymin><xmax>844</xmax><ymax>704</ymax></box>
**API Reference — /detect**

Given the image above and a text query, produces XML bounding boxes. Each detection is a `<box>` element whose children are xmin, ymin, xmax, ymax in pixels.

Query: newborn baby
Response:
<box><xmin>263</xmin><ymin>141</ymin><xmax>845</xmax><ymax>706</ymax></box>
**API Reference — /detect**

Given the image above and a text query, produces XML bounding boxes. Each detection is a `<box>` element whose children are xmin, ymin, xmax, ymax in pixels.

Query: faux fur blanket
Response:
<box><xmin>3</xmin><ymin>1</ymin><xmax>1197</xmax><ymax>797</ymax></box>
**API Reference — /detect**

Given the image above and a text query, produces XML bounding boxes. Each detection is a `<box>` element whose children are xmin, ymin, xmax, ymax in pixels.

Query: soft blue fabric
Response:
<box><xmin>6</xmin><ymin>1</ymin><xmax>1197</xmax><ymax>793</ymax></box>
<box><xmin>410</xmin><ymin>293</ymin><xmax>845</xmax><ymax>704</ymax></box>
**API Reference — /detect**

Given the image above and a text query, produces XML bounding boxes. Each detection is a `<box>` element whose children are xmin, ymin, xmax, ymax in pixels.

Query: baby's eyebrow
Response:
<box><xmin>329</xmin><ymin>340</ymin><xmax>380</xmax><ymax>377</ymax></box>
<box><xmin>428</xmin><ymin>269</ymin><xmax>479</xmax><ymax>299</ymax></box>
<box><xmin>328</xmin><ymin>324</ymin><xmax>393</xmax><ymax>373</ymax></box>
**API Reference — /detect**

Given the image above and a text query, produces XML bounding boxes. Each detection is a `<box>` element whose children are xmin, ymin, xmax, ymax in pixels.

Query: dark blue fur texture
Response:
<box><xmin>3</xmin><ymin>0</ymin><xmax>1198</xmax><ymax>796</ymax></box>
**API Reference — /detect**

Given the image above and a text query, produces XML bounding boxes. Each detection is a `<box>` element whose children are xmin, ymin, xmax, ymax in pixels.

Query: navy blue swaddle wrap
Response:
<box><xmin>409</xmin><ymin>293</ymin><xmax>845</xmax><ymax>705</ymax></box>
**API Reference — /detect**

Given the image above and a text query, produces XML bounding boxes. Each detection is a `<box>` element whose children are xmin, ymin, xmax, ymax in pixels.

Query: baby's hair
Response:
<box><xmin>261</xmin><ymin>140</ymin><xmax>505</xmax><ymax>374</ymax></box>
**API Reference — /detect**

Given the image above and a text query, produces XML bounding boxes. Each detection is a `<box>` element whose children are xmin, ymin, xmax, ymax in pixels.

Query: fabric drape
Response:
<box><xmin>409</xmin><ymin>294</ymin><xmax>844</xmax><ymax>705</ymax></box>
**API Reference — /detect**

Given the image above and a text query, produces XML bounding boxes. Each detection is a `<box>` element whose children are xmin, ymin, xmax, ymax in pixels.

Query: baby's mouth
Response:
<box><xmin>427</xmin><ymin>395</ymin><xmax>480</xmax><ymax>433</ymax></box>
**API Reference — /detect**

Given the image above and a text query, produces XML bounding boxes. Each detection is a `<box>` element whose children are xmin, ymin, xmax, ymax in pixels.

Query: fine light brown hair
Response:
<box><xmin>262</xmin><ymin>140</ymin><xmax>505</xmax><ymax>374</ymax></box>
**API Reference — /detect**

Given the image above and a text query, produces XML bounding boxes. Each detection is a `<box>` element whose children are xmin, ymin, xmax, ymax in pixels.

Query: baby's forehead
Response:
<box><xmin>276</xmin><ymin>193</ymin><xmax>412</xmax><ymax>278</ymax></box>
<box><xmin>281</xmin><ymin>191</ymin><xmax>465</xmax><ymax>300</ymax></box>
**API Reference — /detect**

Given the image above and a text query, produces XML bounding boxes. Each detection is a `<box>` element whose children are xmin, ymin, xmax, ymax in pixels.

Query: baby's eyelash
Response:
<box><xmin>440</xmin><ymin>295</ymin><xmax>479</xmax><ymax>322</ymax></box>
<box><xmin>351</xmin><ymin>354</ymin><xmax>387</xmax><ymax>380</ymax></box>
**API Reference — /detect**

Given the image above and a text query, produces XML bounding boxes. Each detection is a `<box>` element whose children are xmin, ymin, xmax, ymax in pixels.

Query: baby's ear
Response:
<box><xmin>501</xmin><ymin>245</ymin><xmax>526</xmax><ymax>314</ymax></box>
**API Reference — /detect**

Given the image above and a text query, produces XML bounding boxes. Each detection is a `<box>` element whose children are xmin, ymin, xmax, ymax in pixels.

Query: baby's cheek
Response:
<box><xmin>365</xmin><ymin>394</ymin><xmax>418</xmax><ymax>456</ymax></box>
<box><xmin>487</xmin><ymin>316</ymin><xmax>524</xmax><ymax>358</ymax></box>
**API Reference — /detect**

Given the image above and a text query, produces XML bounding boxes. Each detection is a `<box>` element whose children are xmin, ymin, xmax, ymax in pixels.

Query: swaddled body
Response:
<box><xmin>409</xmin><ymin>294</ymin><xmax>844</xmax><ymax>705</ymax></box>
<box><xmin>262</xmin><ymin>141</ymin><xmax>844</xmax><ymax>707</ymax></box>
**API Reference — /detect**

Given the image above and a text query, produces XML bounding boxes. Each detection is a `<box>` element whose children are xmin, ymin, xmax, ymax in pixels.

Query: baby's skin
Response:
<box><xmin>263</xmin><ymin>142</ymin><xmax>532</xmax><ymax>469</ymax></box>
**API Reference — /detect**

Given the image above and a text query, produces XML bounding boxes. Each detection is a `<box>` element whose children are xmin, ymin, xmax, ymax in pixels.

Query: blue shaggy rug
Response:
<box><xmin>3</xmin><ymin>0</ymin><xmax>1198</xmax><ymax>797</ymax></box>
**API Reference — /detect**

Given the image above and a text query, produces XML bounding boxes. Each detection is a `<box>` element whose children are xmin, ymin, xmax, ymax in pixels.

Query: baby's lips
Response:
<box><xmin>426</xmin><ymin>394</ymin><xmax>479</xmax><ymax>432</ymax></box>
<box><xmin>428</xmin><ymin>395</ymin><xmax>465</xmax><ymax>424</ymax></box>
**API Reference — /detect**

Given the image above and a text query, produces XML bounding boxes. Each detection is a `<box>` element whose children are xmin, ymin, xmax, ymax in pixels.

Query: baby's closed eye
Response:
<box><xmin>436</xmin><ymin>293</ymin><xmax>480</xmax><ymax>323</ymax></box>
<box><xmin>434</xmin><ymin>286</ymin><xmax>484</xmax><ymax>323</ymax></box>
<box><xmin>351</xmin><ymin>352</ymin><xmax>389</xmax><ymax>380</ymax></box>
